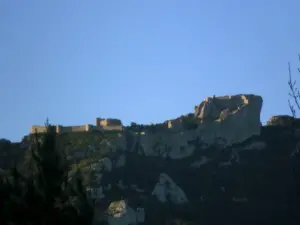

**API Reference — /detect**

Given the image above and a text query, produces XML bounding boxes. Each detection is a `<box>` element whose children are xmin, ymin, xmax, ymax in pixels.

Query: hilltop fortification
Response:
<box><xmin>3</xmin><ymin>93</ymin><xmax>300</xmax><ymax>225</ymax></box>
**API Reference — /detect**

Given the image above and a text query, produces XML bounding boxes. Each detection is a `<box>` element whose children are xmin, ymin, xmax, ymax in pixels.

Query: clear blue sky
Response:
<box><xmin>0</xmin><ymin>0</ymin><xmax>300</xmax><ymax>142</ymax></box>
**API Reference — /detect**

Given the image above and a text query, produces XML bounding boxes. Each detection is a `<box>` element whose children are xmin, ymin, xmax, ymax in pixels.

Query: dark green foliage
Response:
<box><xmin>0</xmin><ymin>122</ymin><xmax>94</xmax><ymax>225</ymax></box>
<box><xmin>181</xmin><ymin>114</ymin><xmax>198</xmax><ymax>130</ymax></box>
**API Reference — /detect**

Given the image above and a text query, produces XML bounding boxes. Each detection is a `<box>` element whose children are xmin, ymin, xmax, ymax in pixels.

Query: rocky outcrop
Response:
<box><xmin>107</xmin><ymin>200</ymin><xmax>145</xmax><ymax>225</ymax></box>
<box><xmin>152</xmin><ymin>173</ymin><xmax>188</xmax><ymax>204</ymax></box>
<box><xmin>73</xmin><ymin>124</ymin><xmax>300</xmax><ymax>225</ymax></box>
<box><xmin>266</xmin><ymin>115</ymin><xmax>300</xmax><ymax>127</ymax></box>
<box><xmin>138</xmin><ymin>130</ymin><xmax>197</xmax><ymax>159</ymax></box>
<box><xmin>101</xmin><ymin>94</ymin><xmax>263</xmax><ymax>159</ymax></box>
<box><xmin>195</xmin><ymin>94</ymin><xmax>263</xmax><ymax>145</ymax></box>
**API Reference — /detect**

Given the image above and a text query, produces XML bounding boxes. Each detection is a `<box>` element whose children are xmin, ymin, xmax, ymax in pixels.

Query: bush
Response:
<box><xmin>181</xmin><ymin>115</ymin><xmax>198</xmax><ymax>130</ymax></box>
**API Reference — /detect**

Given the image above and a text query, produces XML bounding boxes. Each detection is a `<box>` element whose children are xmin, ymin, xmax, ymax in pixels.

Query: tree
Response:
<box><xmin>0</xmin><ymin>121</ymin><xmax>94</xmax><ymax>225</ymax></box>
<box><xmin>287</xmin><ymin>54</ymin><xmax>300</xmax><ymax>224</ymax></box>
<box><xmin>288</xmin><ymin>54</ymin><xmax>300</xmax><ymax>117</ymax></box>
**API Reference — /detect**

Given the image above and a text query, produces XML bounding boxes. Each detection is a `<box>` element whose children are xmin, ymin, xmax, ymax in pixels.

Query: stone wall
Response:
<box><xmin>30</xmin><ymin>126</ymin><xmax>48</xmax><ymax>133</ymax></box>
<box><xmin>30</xmin><ymin>125</ymin><xmax>87</xmax><ymax>134</ymax></box>
<box><xmin>30</xmin><ymin>118</ymin><xmax>124</xmax><ymax>134</ymax></box>
<box><xmin>96</xmin><ymin>118</ymin><xmax>122</xmax><ymax>126</ymax></box>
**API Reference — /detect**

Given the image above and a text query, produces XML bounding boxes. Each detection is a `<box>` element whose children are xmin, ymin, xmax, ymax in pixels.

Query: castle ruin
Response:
<box><xmin>30</xmin><ymin>118</ymin><xmax>123</xmax><ymax>134</ymax></box>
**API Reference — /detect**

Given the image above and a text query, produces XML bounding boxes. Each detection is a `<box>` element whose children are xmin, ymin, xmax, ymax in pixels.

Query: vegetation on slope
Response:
<box><xmin>0</xmin><ymin>122</ymin><xmax>94</xmax><ymax>225</ymax></box>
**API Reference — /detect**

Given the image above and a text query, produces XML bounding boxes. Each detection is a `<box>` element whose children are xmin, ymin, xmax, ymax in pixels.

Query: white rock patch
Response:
<box><xmin>152</xmin><ymin>173</ymin><xmax>188</xmax><ymax>205</ymax></box>
<box><xmin>107</xmin><ymin>200</ymin><xmax>145</xmax><ymax>225</ymax></box>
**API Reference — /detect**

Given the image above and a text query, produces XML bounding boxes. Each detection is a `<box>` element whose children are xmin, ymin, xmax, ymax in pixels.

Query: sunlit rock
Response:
<box><xmin>195</xmin><ymin>94</ymin><xmax>262</xmax><ymax>146</ymax></box>
<box><xmin>107</xmin><ymin>200</ymin><xmax>144</xmax><ymax>225</ymax></box>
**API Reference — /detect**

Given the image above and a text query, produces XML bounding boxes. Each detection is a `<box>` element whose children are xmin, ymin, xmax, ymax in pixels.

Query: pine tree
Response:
<box><xmin>0</xmin><ymin>121</ymin><xmax>94</xmax><ymax>225</ymax></box>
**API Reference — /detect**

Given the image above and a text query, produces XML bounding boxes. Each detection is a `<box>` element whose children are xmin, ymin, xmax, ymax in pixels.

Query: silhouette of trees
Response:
<box><xmin>0</xmin><ymin>121</ymin><xmax>94</xmax><ymax>225</ymax></box>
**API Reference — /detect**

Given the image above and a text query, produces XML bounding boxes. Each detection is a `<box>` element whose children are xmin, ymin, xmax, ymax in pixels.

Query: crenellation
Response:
<box><xmin>30</xmin><ymin>126</ymin><xmax>48</xmax><ymax>134</ymax></box>
<box><xmin>30</xmin><ymin>118</ymin><xmax>124</xmax><ymax>134</ymax></box>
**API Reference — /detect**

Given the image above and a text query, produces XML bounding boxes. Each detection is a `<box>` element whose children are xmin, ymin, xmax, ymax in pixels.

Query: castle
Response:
<box><xmin>30</xmin><ymin>118</ymin><xmax>123</xmax><ymax>134</ymax></box>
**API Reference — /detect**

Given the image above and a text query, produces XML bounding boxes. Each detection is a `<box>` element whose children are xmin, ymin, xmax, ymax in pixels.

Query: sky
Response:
<box><xmin>0</xmin><ymin>0</ymin><xmax>300</xmax><ymax>142</ymax></box>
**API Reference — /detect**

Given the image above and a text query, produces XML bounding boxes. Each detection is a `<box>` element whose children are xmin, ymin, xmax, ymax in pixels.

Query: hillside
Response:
<box><xmin>1</xmin><ymin>94</ymin><xmax>300</xmax><ymax>225</ymax></box>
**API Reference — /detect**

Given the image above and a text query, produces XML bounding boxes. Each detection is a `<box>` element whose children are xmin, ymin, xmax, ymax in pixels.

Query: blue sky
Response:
<box><xmin>0</xmin><ymin>0</ymin><xmax>300</xmax><ymax>142</ymax></box>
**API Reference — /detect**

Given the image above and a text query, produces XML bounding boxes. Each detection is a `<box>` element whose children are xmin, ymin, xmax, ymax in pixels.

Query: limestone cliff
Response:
<box><xmin>92</xmin><ymin>94</ymin><xmax>263</xmax><ymax>159</ymax></box>
<box><xmin>194</xmin><ymin>94</ymin><xmax>262</xmax><ymax>145</ymax></box>
<box><xmin>82</xmin><ymin>125</ymin><xmax>300</xmax><ymax>225</ymax></box>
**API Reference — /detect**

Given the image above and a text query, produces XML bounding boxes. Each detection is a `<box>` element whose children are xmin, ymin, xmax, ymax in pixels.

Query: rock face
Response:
<box><xmin>137</xmin><ymin>130</ymin><xmax>197</xmax><ymax>159</ymax></box>
<box><xmin>107</xmin><ymin>200</ymin><xmax>145</xmax><ymax>225</ymax></box>
<box><xmin>81</xmin><ymin>125</ymin><xmax>300</xmax><ymax>225</ymax></box>
<box><xmin>103</xmin><ymin>94</ymin><xmax>263</xmax><ymax>159</ymax></box>
<box><xmin>195</xmin><ymin>94</ymin><xmax>263</xmax><ymax>145</ymax></box>
<box><xmin>151</xmin><ymin>173</ymin><xmax>188</xmax><ymax>205</ymax></box>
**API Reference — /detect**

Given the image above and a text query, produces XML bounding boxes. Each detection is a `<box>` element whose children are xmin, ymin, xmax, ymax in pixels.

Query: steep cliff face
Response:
<box><xmin>95</xmin><ymin>94</ymin><xmax>263</xmax><ymax>160</ymax></box>
<box><xmin>74</xmin><ymin>125</ymin><xmax>299</xmax><ymax>225</ymax></box>
<box><xmin>2</xmin><ymin>94</ymin><xmax>300</xmax><ymax>225</ymax></box>
<box><xmin>62</xmin><ymin>94</ymin><xmax>299</xmax><ymax>225</ymax></box>
<box><xmin>194</xmin><ymin>94</ymin><xmax>263</xmax><ymax>145</ymax></box>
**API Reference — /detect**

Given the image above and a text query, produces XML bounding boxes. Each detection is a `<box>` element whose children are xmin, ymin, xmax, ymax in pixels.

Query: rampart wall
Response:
<box><xmin>30</xmin><ymin>118</ymin><xmax>124</xmax><ymax>134</ymax></box>
<box><xmin>29</xmin><ymin>115</ymin><xmax>191</xmax><ymax>135</ymax></box>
